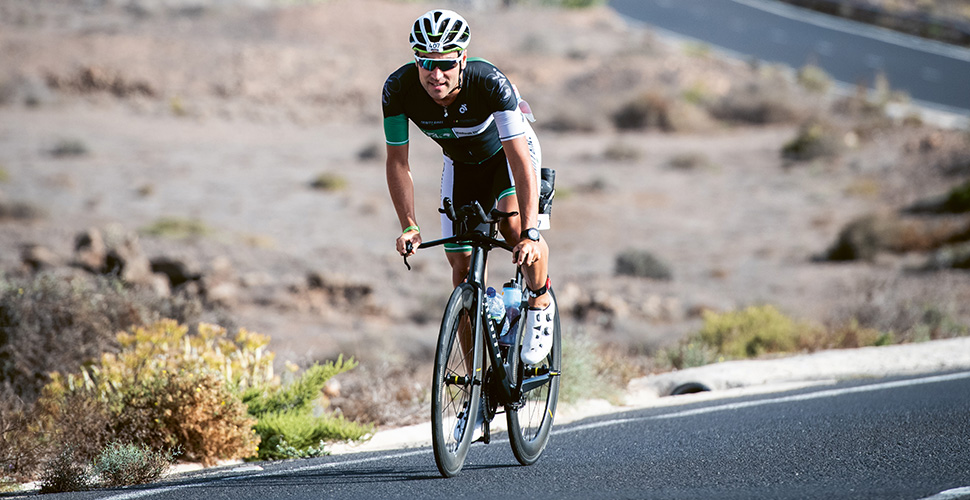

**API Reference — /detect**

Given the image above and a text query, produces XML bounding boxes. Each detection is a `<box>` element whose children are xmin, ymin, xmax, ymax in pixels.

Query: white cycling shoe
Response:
<box><xmin>520</xmin><ymin>301</ymin><xmax>555</xmax><ymax>365</ymax></box>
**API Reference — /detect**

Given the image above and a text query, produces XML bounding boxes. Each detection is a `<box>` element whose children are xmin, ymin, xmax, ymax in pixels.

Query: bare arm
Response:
<box><xmin>386</xmin><ymin>143</ymin><xmax>421</xmax><ymax>256</ymax></box>
<box><xmin>503</xmin><ymin>135</ymin><xmax>544</xmax><ymax>268</ymax></box>
<box><xmin>504</xmin><ymin>135</ymin><xmax>539</xmax><ymax>234</ymax></box>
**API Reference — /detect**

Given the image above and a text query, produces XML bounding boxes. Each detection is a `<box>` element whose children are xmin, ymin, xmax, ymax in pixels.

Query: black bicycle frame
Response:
<box><xmin>420</xmin><ymin>229</ymin><xmax>518</xmax><ymax>405</ymax></box>
<box><xmin>406</xmin><ymin>199</ymin><xmax>559</xmax><ymax>407</ymax></box>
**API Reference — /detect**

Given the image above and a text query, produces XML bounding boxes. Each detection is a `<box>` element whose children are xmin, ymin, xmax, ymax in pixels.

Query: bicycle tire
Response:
<box><xmin>507</xmin><ymin>288</ymin><xmax>561</xmax><ymax>466</ymax></box>
<box><xmin>431</xmin><ymin>284</ymin><xmax>483</xmax><ymax>477</ymax></box>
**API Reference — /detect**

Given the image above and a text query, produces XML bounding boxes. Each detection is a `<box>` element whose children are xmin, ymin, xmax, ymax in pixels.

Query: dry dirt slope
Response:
<box><xmin>1</xmin><ymin>0</ymin><xmax>970</xmax><ymax>411</ymax></box>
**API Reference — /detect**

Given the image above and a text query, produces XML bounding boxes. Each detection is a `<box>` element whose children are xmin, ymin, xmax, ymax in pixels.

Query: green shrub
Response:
<box><xmin>800</xmin><ymin>319</ymin><xmax>893</xmax><ymax>352</ymax></box>
<box><xmin>39</xmin><ymin>446</ymin><xmax>89</xmax><ymax>493</ymax></box>
<box><xmin>0</xmin><ymin>272</ymin><xmax>169</xmax><ymax>403</ymax></box>
<box><xmin>141</xmin><ymin>217</ymin><xmax>212</xmax><ymax>238</ymax></box>
<box><xmin>708</xmin><ymin>79</ymin><xmax>801</xmax><ymax>125</ymax></box>
<box><xmin>658</xmin><ymin>339</ymin><xmax>720</xmax><ymax>371</ymax></box>
<box><xmin>0</xmin><ymin>402</ymin><xmax>49</xmax><ymax>485</ymax></box>
<box><xmin>558</xmin><ymin>328</ymin><xmax>602</xmax><ymax>404</ymax></box>
<box><xmin>942</xmin><ymin>179</ymin><xmax>970</xmax><ymax>212</ymax></box>
<box><xmin>113</xmin><ymin>370</ymin><xmax>258</xmax><ymax>465</ymax></box>
<box><xmin>244</xmin><ymin>357</ymin><xmax>372</xmax><ymax>460</ymax></box>
<box><xmin>615</xmin><ymin>249</ymin><xmax>673</xmax><ymax>280</ymax></box>
<box><xmin>39</xmin><ymin>320</ymin><xmax>268</xmax><ymax>465</ymax></box>
<box><xmin>668</xmin><ymin>152</ymin><xmax>713</xmax><ymax>171</ymax></box>
<box><xmin>697</xmin><ymin>305</ymin><xmax>809</xmax><ymax>358</ymax></box>
<box><xmin>797</xmin><ymin>64</ymin><xmax>832</xmax><ymax>94</ymax></box>
<box><xmin>253</xmin><ymin>411</ymin><xmax>370</xmax><ymax>460</ymax></box>
<box><xmin>244</xmin><ymin>358</ymin><xmax>352</xmax><ymax>416</ymax></box>
<box><xmin>91</xmin><ymin>442</ymin><xmax>177</xmax><ymax>488</ymax></box>
<box><xmin>41</xmin><ymin>320</ymin><xmax>369</xmax><ymax>465</ymax></box>
<box><xmin>557</xmin><ymin>0</ymin><xmax>604</xmax><ymax>7</ymax></box>
<box><xmin>34</xmin><ymin>390</ymin><xmax>115</xmax><ymax>469</ymax></box>
<box><xmin>48</xmin><ymin>138</ymin><xmax>88</xmax><ymax>158</ymax></box>
<box><xmin>781</xmin><ymin>119</ymin><xmax>845</xmax><ymax>161</ymax></box>
<box><xmin>612</xmin><ymin>91</ymin><xmax>674</xmax><ymax>131</ymax></box>
<box><xmin>603</xmin><ymin>142</ymin><xmax>641</xmax><ymax>162</ymax></box>
<box><xmin>309</xmin><ymin>173</ymin><xmax>348</xmax><ymax>191</ymax></box>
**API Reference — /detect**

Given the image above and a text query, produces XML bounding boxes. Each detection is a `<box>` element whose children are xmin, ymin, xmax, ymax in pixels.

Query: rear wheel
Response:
<box><xmin>507</xmin><ymin>289</ymin><xmax>561</xmax><ymax>466</ymax></box>
<box><xmin>431</xmin><ymin>284</ymin><xmax>483</xmax><ymax>477</ymax></box>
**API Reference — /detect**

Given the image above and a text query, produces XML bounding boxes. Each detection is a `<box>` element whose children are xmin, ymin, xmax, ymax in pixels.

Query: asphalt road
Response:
<box><xmin>33</xmin><ymin>371</ymin><xmax>970</xmax><ymax>500</ymax></box>
<box><xmin>609</xmin><ymin>0</ymin><xmax>970</xmax><ymax>115</ymax></box>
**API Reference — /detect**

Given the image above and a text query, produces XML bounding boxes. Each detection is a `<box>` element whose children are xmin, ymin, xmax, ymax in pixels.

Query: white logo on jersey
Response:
<box><xmin>459</xmin><ymin>104</ymin><xmax>468</xmax><ymax>114</ymax></box>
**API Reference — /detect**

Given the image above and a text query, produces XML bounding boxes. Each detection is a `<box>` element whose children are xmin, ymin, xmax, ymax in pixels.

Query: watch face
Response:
<box><xmin>524</xmin><ymin>228</ymin><xmax>540</xmax><ymax>241</ymax></box>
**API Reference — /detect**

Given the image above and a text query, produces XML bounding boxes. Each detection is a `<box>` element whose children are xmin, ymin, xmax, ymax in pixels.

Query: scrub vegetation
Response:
<box><xmin>2</xmin><ymin>0</ymin><xmax>970</xmax><ymax>492</ymax></box>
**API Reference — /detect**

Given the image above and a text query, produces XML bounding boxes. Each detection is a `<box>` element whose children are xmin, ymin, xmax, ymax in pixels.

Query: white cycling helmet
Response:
<box><xmin>409</xmin><ymin>9</ymin><xmax>471</xmax><ymax>54</ymax></box>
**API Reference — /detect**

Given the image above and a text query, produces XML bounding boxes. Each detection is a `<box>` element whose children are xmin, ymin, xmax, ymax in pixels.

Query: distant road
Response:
<box><xmin>609</xmin><ymin>0</ymin><xmax>970</xmax><ymax>115</ymax></box>
<box><xmin>54</xmin><ymin>371</ymin><xmax>970</xmax><ymax>500</ymax></box>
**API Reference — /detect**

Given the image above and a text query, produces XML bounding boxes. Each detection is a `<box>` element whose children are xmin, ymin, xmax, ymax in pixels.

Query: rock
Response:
<box><xmin>200</xmin><ymin>256</ymin><xmax>239</xmax><ymax>308</ymax></box>
<box><xmin>150</xmin><ymin>256</ymin><xmax>202</xmax><ymax>288</ymax></box>
<box><xmin>204</xmin><ymin>281</ymin><xmax>240</xmax><ymax>308</ymax></box>
<box><xmin>20</xmin><ymin>244</ymin><xmax>59</xmax><ymax>271</ymax></box>
<box><xmin>103</xmin><ymin>233</ymin><xmax>154</xmax><ymax>285</ymax></box>
<box><xmin>74</xmin><ymin>228</ymin><xmax>107</xmax><ymax>273</ymax></box>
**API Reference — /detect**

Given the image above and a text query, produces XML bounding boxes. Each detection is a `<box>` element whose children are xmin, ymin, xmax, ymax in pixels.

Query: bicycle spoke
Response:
<box><xmin>432</xmin><ymin>286</ymin><xmax>483</xmax><ymax>477</ymax></box>
<box><xmin>507</xmin><ymin>289</ymin><xmax>560</xmax><ymax>466</ymax></box>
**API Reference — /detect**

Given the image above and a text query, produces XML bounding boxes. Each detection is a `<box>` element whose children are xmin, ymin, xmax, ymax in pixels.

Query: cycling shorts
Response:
<box><xmin>440</xmin><ymin>122</ymin><xmax>541</xmax><ymax>253</ymax></box>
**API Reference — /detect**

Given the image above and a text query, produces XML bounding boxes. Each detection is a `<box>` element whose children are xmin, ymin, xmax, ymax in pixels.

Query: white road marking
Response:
<box><xmin>101</xmin><ymin>371</ymin><xmax>970</xmax><ymax>499</ymax></box>
<box><xmin>918</xmin><ymin>486</ymin><xmax>970</xmax><ymax>500</ymax></box>
<box><xmin>554</xmin><ymin>371</ymin><xmax>970</xmax><ymax>435</ymax></box>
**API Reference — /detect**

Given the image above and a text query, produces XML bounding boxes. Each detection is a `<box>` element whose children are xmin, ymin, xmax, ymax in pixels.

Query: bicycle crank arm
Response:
<box><xmin>519</xmin><ymin>370</ymin><xmax>560</xmax><ymax>394</ymax></box>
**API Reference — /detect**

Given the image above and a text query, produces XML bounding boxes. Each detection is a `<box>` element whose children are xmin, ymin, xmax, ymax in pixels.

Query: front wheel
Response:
<box><xmin>431</xmin><ymin>284</ymin><xmax>483</xmax><ymax>478</ymax></box>
<box><xmin>507</xmin><ymin>288</ymin><xmax>561</xmax><ymax>466</ymax></box>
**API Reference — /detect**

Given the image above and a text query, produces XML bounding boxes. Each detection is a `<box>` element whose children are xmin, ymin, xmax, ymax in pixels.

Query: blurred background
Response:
<box><xmin>2</xmin><ymin>0</ymin><xmax>970</xmax><ymax>435</ymax></box>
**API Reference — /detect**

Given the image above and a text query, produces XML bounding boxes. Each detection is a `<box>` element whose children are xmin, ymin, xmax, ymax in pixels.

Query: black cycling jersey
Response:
<box><xmin>382</xmin><ymin>58</ymin><xmax>521</xmax><ymax>165</ymax></box>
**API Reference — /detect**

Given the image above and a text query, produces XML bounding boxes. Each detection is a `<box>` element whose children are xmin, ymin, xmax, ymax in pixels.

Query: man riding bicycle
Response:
<box><xmin>383</xmin><ymin>9</ymin><xmax>554</xmax><ymax>365</ymax></box>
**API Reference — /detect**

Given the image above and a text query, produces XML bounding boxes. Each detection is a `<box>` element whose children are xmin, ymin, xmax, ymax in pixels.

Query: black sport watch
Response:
<box><xmin>520</xmin><ymin>227</ymin><xmax>540</xmax><ymax>242</ymax></box>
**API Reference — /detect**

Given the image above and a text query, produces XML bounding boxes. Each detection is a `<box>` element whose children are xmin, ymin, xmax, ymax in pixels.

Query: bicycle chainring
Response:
<box><xmin>481</xmin><ymin>367</ymin><xmax>499</xmax><ymax>422</ymax></box>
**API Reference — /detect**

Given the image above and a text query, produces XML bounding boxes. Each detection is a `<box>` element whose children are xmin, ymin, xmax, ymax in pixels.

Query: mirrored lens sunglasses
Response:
<box><xmin>414</xmin><ymin>56</ymin><xmax>462</xmax><ymax>72</ymax></box>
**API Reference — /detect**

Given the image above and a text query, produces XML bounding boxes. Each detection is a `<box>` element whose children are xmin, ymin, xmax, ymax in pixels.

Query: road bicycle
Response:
<box><xmin>404</xmin><ymin>198</ymin><xmax>561</xmax><ymax>477</ymax></box>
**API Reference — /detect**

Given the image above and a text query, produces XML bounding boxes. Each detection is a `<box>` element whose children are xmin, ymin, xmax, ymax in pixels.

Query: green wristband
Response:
<box><xmin>403</xmin><ymin>225</ymin><xmax>420</xmax><ymax>234</ymax></box>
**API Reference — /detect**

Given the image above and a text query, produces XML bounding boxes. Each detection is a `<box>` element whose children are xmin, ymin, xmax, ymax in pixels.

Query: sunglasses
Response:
<box><xmin>414</xmin><ymin>55</ymin><xmax>463</xmax><ymax>72</ymax></box>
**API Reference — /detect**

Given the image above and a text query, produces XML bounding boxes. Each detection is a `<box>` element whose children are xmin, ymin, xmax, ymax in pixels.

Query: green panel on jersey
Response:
<box><xmin>384</xmin><ymin>114</ymin><xmax>409</xmax><ymax>145</ymax></box>
<box><xmin>421</xmin><ymin>127</ymin><xmax>458</xmax><ymax>140</ymax></box>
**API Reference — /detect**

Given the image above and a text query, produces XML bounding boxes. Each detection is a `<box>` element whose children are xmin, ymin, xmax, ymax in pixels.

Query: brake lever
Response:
<box><xmin>472</xmin><ymin>201</ymin><xmax>488</xmax><ymax>225</ymax></box>
<box><xmin>403</xmin><ymin>241</ymin><xmax>413</xmax><ymax>271</ymax></box>
<box><xmin>439</xmin><ymin>197</ymin><xmax>457</xmax><ymax>222</ymax></box>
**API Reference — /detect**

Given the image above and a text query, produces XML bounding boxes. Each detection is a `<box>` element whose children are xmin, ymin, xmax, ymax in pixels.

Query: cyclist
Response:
<box><xmin>383</xmin><ymin>9</ymin><xmax>553</xmax><ymax>365</ymax></box>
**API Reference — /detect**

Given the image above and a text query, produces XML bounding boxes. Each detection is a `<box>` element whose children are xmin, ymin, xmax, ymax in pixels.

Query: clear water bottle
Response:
<box><xmin>502</xmin><ymin>283</ymin><xmax>522</xmax><ymax>323</ymax></box>
<box><xmin>486</xmin><ymin>287</ymin><xmax>505</xmax><ymax>329</ymax></box>
<box><xmin>498</xmin><ymin>282</ymin><xmax>522</xmax><ymax>345</ymax></box>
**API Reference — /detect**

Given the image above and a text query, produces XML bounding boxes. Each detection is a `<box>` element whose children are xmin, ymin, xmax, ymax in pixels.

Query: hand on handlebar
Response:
<box><xmin>397</xmin><ymin>231</ymin><xmax>421</xmax><ymax>258</ymax></box>
<box><xmin>513</xmin><ymin>238</ymin><xmax>542</xmax><ymax>267</ymax></box>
